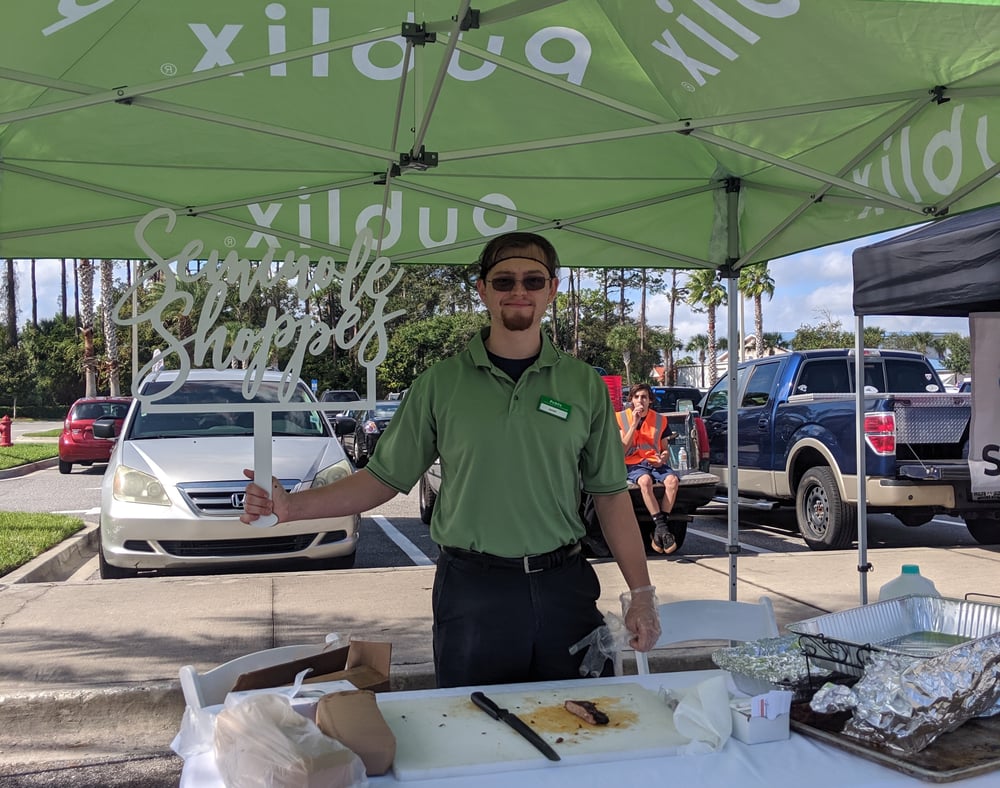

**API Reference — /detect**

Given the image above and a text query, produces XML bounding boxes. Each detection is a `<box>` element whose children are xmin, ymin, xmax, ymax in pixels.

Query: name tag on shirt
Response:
<box><xmin>538</xmin><ymin>396</ymin><xmax>571</xmax><ymax>420</ymax></box>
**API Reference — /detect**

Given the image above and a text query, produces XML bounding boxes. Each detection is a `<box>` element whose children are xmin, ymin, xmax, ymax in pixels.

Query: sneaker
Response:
<box><xmin>650</xmin><ymin>522</ymin><xmax>676</xmax><ymax>554</ymax></box>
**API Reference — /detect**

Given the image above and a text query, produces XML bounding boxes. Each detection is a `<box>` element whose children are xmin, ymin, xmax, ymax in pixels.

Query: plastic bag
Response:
<box><xmin>214</xmin><ymin>693</ymin><xmax>367</xmax><ymax>788</ymax></box>
<box><xmin>171</xmin><ymin>704</ymin><xmax>217</xmax><ymax>759</ymax></box>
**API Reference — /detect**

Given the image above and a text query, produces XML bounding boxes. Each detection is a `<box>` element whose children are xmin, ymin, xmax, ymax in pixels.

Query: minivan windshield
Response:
<box><xmin>130</xmin><ymin>379</ymin><xmax>329</xmax><ymax>438</ymax></box>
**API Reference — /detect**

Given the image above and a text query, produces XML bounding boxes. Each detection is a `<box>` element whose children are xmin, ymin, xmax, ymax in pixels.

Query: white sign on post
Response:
<box><xmin>112</xmin><ymin>208</ymin><xmax>406</xmax><ymax>523</ymax></box>
<box><xmin>969</xmin><ymin>312</ymin><xmax>1000</xmax><ymax>500</ymax></box>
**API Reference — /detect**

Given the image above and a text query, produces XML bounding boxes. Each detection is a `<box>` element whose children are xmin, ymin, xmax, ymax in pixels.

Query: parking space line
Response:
<box><xmin>371</xmin><ymin>514</ymin><xmax>434</xmax><ymax>566</ymax></box>
<box><xmin>688</xmin><ymin>525</ymin><xmax>774</xmax><ymax>553</ymax></box>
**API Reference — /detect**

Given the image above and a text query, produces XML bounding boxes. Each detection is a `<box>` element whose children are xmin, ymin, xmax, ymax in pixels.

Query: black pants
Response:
<box><xmin>431</xmin><ymin>547</ymin><xmax>609</xmax><ymax>688</ymax></box>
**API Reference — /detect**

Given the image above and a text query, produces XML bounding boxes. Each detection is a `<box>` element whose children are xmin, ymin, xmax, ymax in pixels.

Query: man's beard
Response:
<box><xmin>500</xmin><ymin>308</ymin><xmax>534</xmax><ymax>331</ymax></box>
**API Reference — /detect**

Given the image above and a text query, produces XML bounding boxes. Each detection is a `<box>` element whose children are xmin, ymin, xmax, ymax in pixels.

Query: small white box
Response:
<box><xmin>729</xmin><ymin>693</ymin><xmax>792</xmax><ymax>744</ymax></box>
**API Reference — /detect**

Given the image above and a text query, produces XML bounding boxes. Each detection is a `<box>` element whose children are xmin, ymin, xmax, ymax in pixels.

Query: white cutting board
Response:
<box><xmin>378</xmin><ymin>682</ymin><xmax>687</xmax><ymax>781</ymax></box>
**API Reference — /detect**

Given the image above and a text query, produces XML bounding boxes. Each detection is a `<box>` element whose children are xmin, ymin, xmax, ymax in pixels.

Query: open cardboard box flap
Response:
<box><xmin>231</xmin><ymin>639</ymin><xmax>392</xmax><ymax>694</ymax></box>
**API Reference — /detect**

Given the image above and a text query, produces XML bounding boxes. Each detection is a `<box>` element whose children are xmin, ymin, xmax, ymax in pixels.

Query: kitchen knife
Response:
<box><xmin>470</xmin><ymin>691</ymin><xmax>561</xmax><ymax>762</ymax></box>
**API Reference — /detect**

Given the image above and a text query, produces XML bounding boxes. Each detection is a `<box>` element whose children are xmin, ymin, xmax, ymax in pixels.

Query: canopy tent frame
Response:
<box><xmin>4</xmin><ymin>0</ymin><xmax>1000</xmax><ymax>601</ymax></box>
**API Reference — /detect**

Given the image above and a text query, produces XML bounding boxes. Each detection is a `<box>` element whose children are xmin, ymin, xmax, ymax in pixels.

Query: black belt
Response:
<box><xmin>442</xmin><ymin>542</ymin><xmax>582</xmax><ymax>574</ymax></box>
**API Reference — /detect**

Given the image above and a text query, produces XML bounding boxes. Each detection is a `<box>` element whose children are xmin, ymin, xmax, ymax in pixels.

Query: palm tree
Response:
<box><xmin>685</xmin><ymin>269</ymin><xmax>727</xmax><ymax>385</ymax></box>
<box><xmin>2</xmin><ymin>260</ymin><xmax>16</xmax><ymax>346</ymax></box>
<box><xmin>761</xmin><ymin>332</ymin><xmax>785</xmax><ymax>355</ymax></box>
<box><xmin>928</xmin><ymin>335</ymin><xmax>949</xmax><ymax>360</ymax></box>
<box><xmin>738</xmin><ymin>263</ymin><xmax>775</xmax><ymax>358</ymax></box>
<box><xmin>685</xmin><ymin>334</ymin><xmax>710</xmax><ymax>388</ymax></box>
<box><xmin>101</xmin><ymin>260</ymin><xmax>121</xmax><ymax>396</ymax></box>
<box><xmin>666</xmin><ymin>270</ymin><xmax>686</xmax><ymax>385</ymax></box>
<box><xmin>60</xmin><ymin>258</ymin><xmax>68</xmax><ymax>319</ymax></box>
<box><xmin>30</xmin><ymin>259</ymin><xmax>38</xmax><ymax>327</ymax></box>
<box><xmin>908</xmin><ymin>331</ymin><xmax>934</xmax><ymax>356</ymax></box>
<box><xmin>79</xmin><ymin>259</ymin><xmax>97</xmax><ymax>396</ymax></box>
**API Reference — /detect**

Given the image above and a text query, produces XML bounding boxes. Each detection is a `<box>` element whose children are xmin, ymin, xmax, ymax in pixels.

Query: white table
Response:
<box><xmin>180</xmin><ymin>671</ymin><xmax>998</xmax><ymax>787</ymax></box>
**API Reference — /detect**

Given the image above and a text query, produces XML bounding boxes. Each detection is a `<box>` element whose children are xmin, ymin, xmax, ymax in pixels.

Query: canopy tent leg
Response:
<box><xmin>855</xmin><ymin>316</ymin><xmax>871</xmax><ymax>603</ymax></box>
<box><xmin>725</xmin><ymin>180</ymin><xmax>741</xmax><ymax>601</ymax></box>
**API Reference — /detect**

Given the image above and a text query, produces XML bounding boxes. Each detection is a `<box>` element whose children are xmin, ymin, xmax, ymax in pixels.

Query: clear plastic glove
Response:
<box><xmin>620</xmin><ymin>585</ymin><xmax>661</xmax><ymax>652</ymax></box>
<box><xmin>569</xmin><ymin>613</ymin><xmax>630</xmax><ymax>677</ymax></box>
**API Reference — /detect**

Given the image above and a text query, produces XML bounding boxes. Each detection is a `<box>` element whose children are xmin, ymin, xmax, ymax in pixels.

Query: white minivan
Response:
<box><xmin>95</xmin><ymin>369</ymin><xmax>359</xmax><ymax>579</ymax></box>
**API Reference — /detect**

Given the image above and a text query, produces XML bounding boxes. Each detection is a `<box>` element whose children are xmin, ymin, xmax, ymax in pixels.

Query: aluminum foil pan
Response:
<box><xmin>787</xmin><ymin>595</ymin><xmax>1000</xmax><ymax>677</ymax></box>
<box><xmin>711</xmin><ymin>635</ymin><xmax>828</xmax><ymax>701</ymax></box>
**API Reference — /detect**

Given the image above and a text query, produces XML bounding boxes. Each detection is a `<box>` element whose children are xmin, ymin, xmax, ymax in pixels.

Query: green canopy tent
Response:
<box><xmin>3</xmin><ymin>0</ymin><xmax>1000</xmax><ymax>596</ymax></box>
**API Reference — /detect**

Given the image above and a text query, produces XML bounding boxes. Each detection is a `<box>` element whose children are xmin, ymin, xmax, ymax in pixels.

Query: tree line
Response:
<box><xmin>0</xmin><ymin>258</ymin><xmax>970</xmax><ymax>416</ymax></box>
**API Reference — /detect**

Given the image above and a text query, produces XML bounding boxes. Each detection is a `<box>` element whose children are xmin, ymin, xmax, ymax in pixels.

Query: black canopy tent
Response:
<box><xmin>848</xmin><ymin>204</ymin><xmax>1000</xmax><ymax>603</ymax></box>
<box><xmin>853</xmin><ymin>204</ymin><xmax>1000</xmax><ymax>318</ymax></box>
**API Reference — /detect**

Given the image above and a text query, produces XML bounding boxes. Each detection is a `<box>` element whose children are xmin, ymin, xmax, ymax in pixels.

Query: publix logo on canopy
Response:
<box><xmin>649</xmin><ymin>0</ymin><xmax>801</xmax><ymax>90</ymax></box>
<box><xmin>42</xmin><ymin>1</ymin><xmax>593</xmax><ymax>87</ymax></box>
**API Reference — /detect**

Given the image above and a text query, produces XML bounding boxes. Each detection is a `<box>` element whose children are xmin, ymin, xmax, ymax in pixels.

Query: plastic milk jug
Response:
<box><xmin>878</xmin><ymin>564</ymin><xmax>940</xmax><ymax>601</ymax></box>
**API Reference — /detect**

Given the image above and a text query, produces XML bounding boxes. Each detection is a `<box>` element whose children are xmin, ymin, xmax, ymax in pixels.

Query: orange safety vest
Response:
<box><xmin>617</xmin><ymin>408</ymin><xmax>667</xmax><ymax>465</ymax></box>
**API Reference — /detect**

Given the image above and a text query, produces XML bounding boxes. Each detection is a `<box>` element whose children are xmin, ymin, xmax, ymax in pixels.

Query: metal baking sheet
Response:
<box><xmin>790</xmin><ymin>704</ymin><xmax>1000</xmax><ymax>783</ymax></box>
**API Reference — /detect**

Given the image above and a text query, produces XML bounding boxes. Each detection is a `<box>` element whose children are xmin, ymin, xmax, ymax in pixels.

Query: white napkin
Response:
<box><xmin>659</xmin><ymin>675</ymin><xmax>733</xmax><ymax>754</ymax></box>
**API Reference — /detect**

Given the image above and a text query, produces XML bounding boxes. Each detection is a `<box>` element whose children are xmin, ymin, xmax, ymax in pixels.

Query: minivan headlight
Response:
<box><xmin>112</xmin><ymin>465</ymin><xmax>170</xmax><ymax>505</ymax></box>
<box><xmin>309</xmin><ymin>459</ymin><xmax>353</xmax><ymax>489</ymax></box>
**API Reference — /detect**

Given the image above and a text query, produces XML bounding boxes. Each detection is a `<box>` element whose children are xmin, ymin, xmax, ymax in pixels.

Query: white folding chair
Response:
<box><xmin>619</xmin><ymin>596</ymin><xmax>779</xmax><ymax>675</ymax></box>
<box><xmin>179</xmin><ymin>633</ymin><xmax>341</xmax><ymax>710</ymax></box>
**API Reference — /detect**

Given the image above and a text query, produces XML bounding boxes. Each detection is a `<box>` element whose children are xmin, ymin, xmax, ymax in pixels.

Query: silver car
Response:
<box><xmin>96</xmin><ymin>369</ymin><xmax>359</xmax><ymax>579</ymax></box>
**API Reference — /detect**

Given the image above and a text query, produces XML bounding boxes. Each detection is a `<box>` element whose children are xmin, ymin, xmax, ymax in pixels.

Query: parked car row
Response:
<box><xmin>93</xmin><ymin>369</ymin><xmax>360</xmax><ymax>579</ymax></box>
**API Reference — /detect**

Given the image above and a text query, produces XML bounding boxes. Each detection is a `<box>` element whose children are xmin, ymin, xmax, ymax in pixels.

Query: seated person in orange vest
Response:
<box><xmin>617</xmin><ymin>383</ymin><xmax>680</xmax><ymax>555</ymax></box>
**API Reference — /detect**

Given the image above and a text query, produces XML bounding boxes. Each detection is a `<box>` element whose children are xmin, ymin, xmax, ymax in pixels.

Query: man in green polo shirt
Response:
<box><xmin>242</xmin><ymin>231</ymin><xmax>660</xmax><ymax>687</ymax></box>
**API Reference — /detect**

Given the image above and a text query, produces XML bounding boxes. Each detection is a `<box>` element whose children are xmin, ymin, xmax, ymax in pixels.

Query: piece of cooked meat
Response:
<box><xmin>564</xmin><ymin>699</ymin><xmax>609</xmax><ymax>725</ymax></box>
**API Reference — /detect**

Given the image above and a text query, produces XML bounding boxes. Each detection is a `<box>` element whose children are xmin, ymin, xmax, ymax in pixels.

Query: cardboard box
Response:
<box><xmin>729</xmin><ymin>694</ymin><xmax>792</xmax><ymax>745</ymax></box>
<box><xmin>231</xmin><ymin>639</ymin><xmax>392</xmax><ymax>694</ymax></box>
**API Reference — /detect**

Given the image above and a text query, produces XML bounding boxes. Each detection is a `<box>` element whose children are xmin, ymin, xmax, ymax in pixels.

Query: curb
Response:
<box><xmin>3</xmin><ymin>521</ymin><xmax>99</xmax><ymax>585</ymax></box>
<box><xmin>0</xmin><ymin>652</ymin><xmax>716</xmax><ymax>767</ymax></box>
<box><xmin>0</xmin><ymin>667</ymin><xmax>441</xmax><ymax>765</ymax></box>
<box><xmin>0</xmin><ymin>457</ymin><xmax>59</xmax><ymax>480</ymax></box>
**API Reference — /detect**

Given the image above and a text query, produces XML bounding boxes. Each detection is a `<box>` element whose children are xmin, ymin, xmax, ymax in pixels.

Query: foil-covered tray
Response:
<box><xmin>711</xmin><ymin>635</ymin><xmax>827</xmax><ymax>701</ymax></box>
<box><xmin>787</xmin><ymin>595</ymin><xmax>1000</xmax><ymax>676</ymax></box>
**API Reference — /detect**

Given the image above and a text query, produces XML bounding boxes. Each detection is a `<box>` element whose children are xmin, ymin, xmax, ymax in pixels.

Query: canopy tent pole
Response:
<box><xmin>855</xmin><ymin>316</ymin><xmax>871</xmax><ymax>603</ymax></box>
<box><xmin>725</xmin><ymin>179</ymin><xmax>741</xmax><ymax>601</ymax></box>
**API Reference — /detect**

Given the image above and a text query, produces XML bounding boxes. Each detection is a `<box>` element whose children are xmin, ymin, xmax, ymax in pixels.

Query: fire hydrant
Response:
<box><xmin>0</xmin><ymin>415</ymin><xmax>11</xmax><ymax>447</ymax></box>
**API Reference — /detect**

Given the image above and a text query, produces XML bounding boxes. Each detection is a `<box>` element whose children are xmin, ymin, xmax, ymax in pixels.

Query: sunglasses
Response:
<box><xmin>486</xmin><ymin>275</ymin><xmax>553</xmax><ymax>292</ymax></box>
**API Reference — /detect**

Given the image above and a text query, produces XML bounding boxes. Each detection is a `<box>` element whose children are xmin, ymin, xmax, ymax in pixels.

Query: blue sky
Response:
<box><xmin>13</xmin><ymin>232</ymin><xmax>972</xmax><ymax>347</ymax></box>
<box><xmin>638</xmin><ymin>232</ymin><xmax>970</xmax><ymax>348</ymax></box>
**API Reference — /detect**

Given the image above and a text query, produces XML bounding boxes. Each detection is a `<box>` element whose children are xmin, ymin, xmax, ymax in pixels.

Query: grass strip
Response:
<box><xmin>0</xmin><ymin>512</ymin><xmax>84</xmax><ymax>576</ymax></box>
<box><xmin>0</xmin><ymin>443</ymin><xmax>59</xmax><ymax>471</ymax></box>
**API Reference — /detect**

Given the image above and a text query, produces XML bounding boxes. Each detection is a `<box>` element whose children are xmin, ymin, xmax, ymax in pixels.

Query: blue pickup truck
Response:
<box><xmin>700</xmin><ymin>349</ymin><xmax>995</xmax><ymax>550</ymax></box>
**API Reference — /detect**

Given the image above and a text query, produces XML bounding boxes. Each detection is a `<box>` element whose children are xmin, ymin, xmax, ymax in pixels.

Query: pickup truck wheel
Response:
<box><xmin>964</xmin><ymin>516</ymin><xmax>1000</xmax><ymax>545</ymax></box>
<box><xmin>796</xmin><ymin>466</ymin><xmax>856</xmax><ymax>550</ymax></box>
<box><xmin>418</xmin><ymin>474</ymin><xmax>436</xmax><ymax>525</ymax></box>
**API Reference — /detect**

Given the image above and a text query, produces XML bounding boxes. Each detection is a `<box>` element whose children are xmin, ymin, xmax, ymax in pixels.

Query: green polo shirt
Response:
<box><xmin>365</xmin><ymin>328</ymin><xmax>628</xmax><ymax>556</ymax></box>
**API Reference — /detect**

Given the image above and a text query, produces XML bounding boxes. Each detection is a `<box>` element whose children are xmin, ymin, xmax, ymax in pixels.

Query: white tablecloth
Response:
<box><xmin>180</xmin><ymin>670</ymin><xmax>998</xmax><ymax>787</ymax></box>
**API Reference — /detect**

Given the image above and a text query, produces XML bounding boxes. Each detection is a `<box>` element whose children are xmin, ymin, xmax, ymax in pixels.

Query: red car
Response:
<box><xmin>58</xmin><ymin>397</ymin><xmax>132</xmax><ymax>474</ymax></box>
